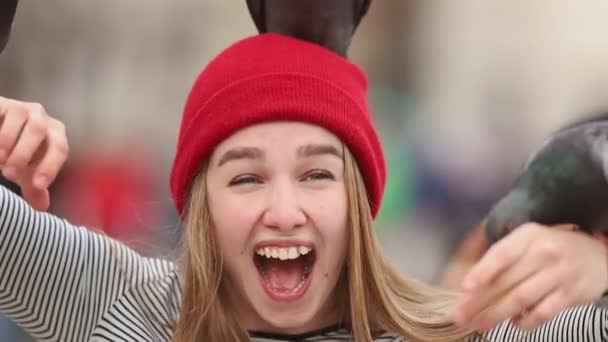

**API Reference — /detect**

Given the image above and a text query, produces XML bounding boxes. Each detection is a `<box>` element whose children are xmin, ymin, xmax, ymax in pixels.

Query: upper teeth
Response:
<box><xmin>256</xmin><ymin>246</ymin><xmax>312</xmax><ymax>260</ymax></box>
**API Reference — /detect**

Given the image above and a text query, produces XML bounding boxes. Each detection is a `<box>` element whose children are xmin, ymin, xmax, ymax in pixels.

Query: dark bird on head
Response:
<box><xmin>486</xmin><ymin>120</ymin><xmax>608</xmax><ymax>244</ymax></box>
<box><xmin>245</xmin><ymin>0</ymin><xmax>371</xmax><ymax>56</ymax></box>
<box><xmin>0</xmin><ymin>0</ymin><xmax>18</xmax><ymax>54</ymax></box>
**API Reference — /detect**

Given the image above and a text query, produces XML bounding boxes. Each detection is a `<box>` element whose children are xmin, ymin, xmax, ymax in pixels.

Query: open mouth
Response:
<box><xmin>253</xmin><ymin>244</ymin><xmax>316</xmax><ymax>301</ymax></box>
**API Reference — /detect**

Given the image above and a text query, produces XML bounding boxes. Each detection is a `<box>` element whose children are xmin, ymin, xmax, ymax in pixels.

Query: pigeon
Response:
<box><xmin>485</xmin><ymin>119</ymin><xmax>608</xmax><ymax>244</ymax></box>
<box><xmin>245</xmin><ymin>0</ymin><xmax>371</xmax><ymax>56</ymax></box>
<box><xmin>0</xmin><ymin>0</ymin><xmax>18</xmax><ymax>54</ymax></box>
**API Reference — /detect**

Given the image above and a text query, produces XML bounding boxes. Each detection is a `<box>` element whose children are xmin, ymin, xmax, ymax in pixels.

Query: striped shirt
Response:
<box><xmin>0</xmin><ymin>185</ymin><xmax>606</xmax><ymax>341</ymax></box>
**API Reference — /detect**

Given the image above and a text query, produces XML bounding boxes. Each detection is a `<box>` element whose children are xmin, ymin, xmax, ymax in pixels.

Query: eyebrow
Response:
<box><xmin>217</xmin><ymin>144</ymin><xmax>343</xmax><ymax>167</ymax></box>
<box><xmin>217</xmin><ymin>147</ymin><xmax>264</xmax><ymax>167</ymax></box>
<box><xmin>297</xmin><ymin>144</ymin><xmax>343</xmax><ymax>159</ymax></box>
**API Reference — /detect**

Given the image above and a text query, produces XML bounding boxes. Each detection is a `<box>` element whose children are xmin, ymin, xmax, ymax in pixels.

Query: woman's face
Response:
<box><xmin>206</xmin><ymin>122</ymin><xmax>349</xmax><ymax>334</ymax></box>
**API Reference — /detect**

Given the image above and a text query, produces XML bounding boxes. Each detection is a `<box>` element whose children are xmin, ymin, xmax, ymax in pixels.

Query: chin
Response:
<box><xmin>243</xmin><ymin>274</ymin><xmax>334</xmax><ymax>334</ymax></box>
<box><xmin>255</xmin><ymin>299</ymin><xmax>325</xmax><ymax>334</ymax></box>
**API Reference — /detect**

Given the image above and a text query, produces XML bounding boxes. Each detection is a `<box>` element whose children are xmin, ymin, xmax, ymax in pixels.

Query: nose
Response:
<box><xmin>262</xmin><ymin>179</ymin><xmax>307</xmax><ymax>232</ymax></box>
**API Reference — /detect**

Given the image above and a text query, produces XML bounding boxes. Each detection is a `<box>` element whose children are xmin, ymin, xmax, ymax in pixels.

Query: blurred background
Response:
<box><xmin>2</xmin><ymin>1</ymin><xmax>608</xmax><ymax>340</ymax></box>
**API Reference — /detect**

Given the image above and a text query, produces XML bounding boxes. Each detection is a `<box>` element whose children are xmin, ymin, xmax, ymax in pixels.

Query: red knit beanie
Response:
<box><xmin>170</xmin><ymin>33</ymin><xmax>386</xmax><ymax>219</ymax></box>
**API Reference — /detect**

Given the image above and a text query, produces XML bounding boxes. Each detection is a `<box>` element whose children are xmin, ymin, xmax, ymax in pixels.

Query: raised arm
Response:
<box><xmin>0</xmin><ymin>97</ymin><xmax>179</xmax><ymax>341</ymax></box>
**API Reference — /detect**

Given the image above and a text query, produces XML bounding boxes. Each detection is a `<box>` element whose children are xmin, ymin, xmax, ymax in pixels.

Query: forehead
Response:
<box><xmin>213</xmin><ymin>122</ymin><xmax>342</xmax><ymax>154</ymax></box>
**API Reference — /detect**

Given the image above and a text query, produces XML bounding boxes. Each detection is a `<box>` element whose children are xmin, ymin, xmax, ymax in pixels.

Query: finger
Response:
<box><xmin>462</xmin><ymin>223</ymin><xmax>540</xmax><ymax>291</ymax></box>
<box><xmin>5</xmin><ymin>109</ymin><xmax>48</xmax><ymax>168</ymax></box>
<box><xmin>472</xmin><ymin>266</ymin><xmax>561</xmax><ymax>332</ymax></box>
<box><xmin>9</xmin><ymin>153</ymin><xmax>45</xmax><ymax>206</ymax></box>
<box><xmin>31</xmin><ymin>134</ymin><xmax>68</xmax><ymax>189</ymax></box>
<box><xmin>514</xmin><ymin>288</ymin><xmax>572</xmax><ymax>331</ymax></box>
<box><xmin>0</xmin><ymin>107</ymin><xmax>28</xmax><ymax>164</ymax></box>
<box><xmin>457</xmin><ymin>229</ymin><xmax>568</xmax><ymax>323</ymax></box>
<box><xmin>0</xmin><ymin>96</ymin><xmax>19</xmax><ymax>116</ymax></box>
<box><xmin>20</xmin><ymin>179</ymin><xmax>50</xmax><ymax>211</ymax></box>
<box><xmin>455</xmin><ymin>248</ymin><xmax>542</xmax><ymax>324</ymax></box>
<box><xmin>0</xmin><ymin>96</ymin><xmax>8</xmax><ymax>114</ymax></box>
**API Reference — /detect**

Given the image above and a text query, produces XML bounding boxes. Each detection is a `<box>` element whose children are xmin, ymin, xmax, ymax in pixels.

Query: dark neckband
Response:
<box><xmin>248</xmin><ymin>323</ymin><xmax>347</xmax><ymax>340</ymax></box>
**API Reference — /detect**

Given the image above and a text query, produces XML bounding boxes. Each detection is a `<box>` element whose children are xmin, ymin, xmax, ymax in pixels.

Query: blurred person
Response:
<box><xmin>49</xmin><ymin>149</ymin><xmax>165</xmax><ymax>253</ymax></box>
<box><xmin>0</xmin><ymin>34</ymin><xmax>608</xmax><ymax>342</ymax></box>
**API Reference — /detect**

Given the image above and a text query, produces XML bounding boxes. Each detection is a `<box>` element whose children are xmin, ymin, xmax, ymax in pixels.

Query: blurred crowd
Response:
<box><xmin>3</xmin><ymin>1</ymin><xmax>608</xmax><ymax>340</ymax></box>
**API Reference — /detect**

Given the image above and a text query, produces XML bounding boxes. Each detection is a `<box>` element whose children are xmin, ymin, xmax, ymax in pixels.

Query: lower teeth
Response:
<box><xmin>259</xmin><ymin>271</ymin><xmax>310</xmax><ymax>293</ymax></box>
<box><xmin>292</xmin><ymin>278</ymin><xmax>306</xmax><ymax>292</ymax></box>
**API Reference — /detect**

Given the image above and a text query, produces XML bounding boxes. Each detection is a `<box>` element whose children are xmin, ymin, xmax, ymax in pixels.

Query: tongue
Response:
<box><xmin>263</xmin><ymin>258</ymin><xmax>306</xmax><ymax>290</ymax></box>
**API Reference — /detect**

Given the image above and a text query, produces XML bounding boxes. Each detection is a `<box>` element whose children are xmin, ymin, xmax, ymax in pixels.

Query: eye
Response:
<box><xmin>228</xmin><ymin>175</ymin><xmax>261</xmax><ymax>186</ymax></box>
<box><xmin>302</xmin><ymin>170</ymin><xmax>335</xmax><ymax>182</ymax></box>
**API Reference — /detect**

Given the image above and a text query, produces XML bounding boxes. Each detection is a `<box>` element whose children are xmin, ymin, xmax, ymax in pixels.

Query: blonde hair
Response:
<box><xmin>172</xmin><ymin>148</ymin><xmax>480</xmax><ymax>342</ymax></box>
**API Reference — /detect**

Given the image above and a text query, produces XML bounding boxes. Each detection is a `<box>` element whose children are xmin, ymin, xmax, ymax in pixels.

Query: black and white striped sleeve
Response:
<box><xmin>0</xmin><ymin>185</ymin><xmax>178</xmax><ymax>341</ymax></box>
<box><xmin>474</xmin><ymin>304</ymin><xmax>608</xmax><ymax>341</ymax></box>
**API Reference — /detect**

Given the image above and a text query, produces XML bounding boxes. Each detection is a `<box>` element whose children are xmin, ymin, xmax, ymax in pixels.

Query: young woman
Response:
<box><xmin>0</xmin><ymin>33</ymin><xmax>608</xmax><ymax>342</ymax></box>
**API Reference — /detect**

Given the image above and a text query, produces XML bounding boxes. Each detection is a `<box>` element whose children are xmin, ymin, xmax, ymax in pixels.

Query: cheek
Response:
<box><xmin>325</xmin><ymin>187</ymin><xmax>348</xmax><ymax>232</ymax></box>
<box><xmin>307</xmin><ymin>189</ymin><xmax>349</xmax><ymax>264</ymax></box>
<box><xmin>209</xmin><ymin>193</ymin><xmax>260</xmax><ymax>265</ymax></box>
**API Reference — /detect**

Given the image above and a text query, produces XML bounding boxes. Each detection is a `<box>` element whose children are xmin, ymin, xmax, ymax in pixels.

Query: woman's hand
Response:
<box><xmin>0</xmin><ymin>97</ymin><xmax>69</xmax><ymax>211</ymax></box>
<box><xmin>453</xmin><ymin>223</ymin><xmax>608</xmax><ymax>332</ymax></box>
<box><xmin>441</xmin><ymin>223</ymin><xmax>489</xmax><ymax>290</ymax></box>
